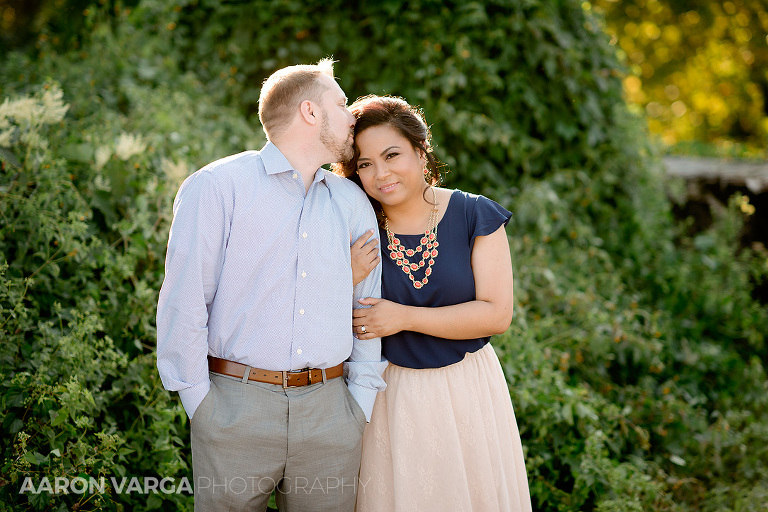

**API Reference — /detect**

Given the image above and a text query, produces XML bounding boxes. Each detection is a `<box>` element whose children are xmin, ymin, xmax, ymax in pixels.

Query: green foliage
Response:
<box><xmin>163</xmin><ymin>0</ymin><xmax>629</xmax><ymax>190</ymax></box>
<box><xmin>505</xmin><ymin>167</ymin><xmax>768</xmax><ymax>510</ymax></box>
<box><xmin>0</xmin><ymin>84</ymin><xmax>188</xmax><ymax>511</ymax></box>
<box><xmin>0</xmin><ymin>15</ymin><xmax>261</xmax><ymax>507</ymax></box>
<box><xmin>1</xmin><ymin>1</ymin><xmax>767</xmax><ymax>511</ymax></box>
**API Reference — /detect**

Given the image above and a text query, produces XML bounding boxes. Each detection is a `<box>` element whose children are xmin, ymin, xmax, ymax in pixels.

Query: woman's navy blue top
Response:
<box><xmin>380</xmin><ymin>189</ymin><xmax>512</xmax><ymax>369</ymax></box>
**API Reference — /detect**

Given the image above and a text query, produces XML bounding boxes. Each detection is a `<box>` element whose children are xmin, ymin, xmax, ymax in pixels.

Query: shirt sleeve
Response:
<box><xmin>470</xmin><ymin>194</ymin><xmax>512</xmax><ymax>245</ymax></box>
<box><xmin>344</xmin><ymin>190</ymin><xmax>388</xmax><ymax>422</ymax></box>
<box><xmin>156</xmin><ymin>171</ymin><xmax>230</xmax><ymax>419</ymax></box>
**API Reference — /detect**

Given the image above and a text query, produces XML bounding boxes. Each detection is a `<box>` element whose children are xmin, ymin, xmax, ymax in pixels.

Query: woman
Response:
<box><xmin>335</xmin><ymin>95</ymin><xmax>532</xmax><ymax>511</ymax></box>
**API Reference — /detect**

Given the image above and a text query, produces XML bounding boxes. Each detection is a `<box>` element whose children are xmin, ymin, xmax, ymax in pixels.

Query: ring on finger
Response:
<box><xmin>361</xmin><ymin>325</ymin><xmax>367</xmax><ymax>333</ymax></box>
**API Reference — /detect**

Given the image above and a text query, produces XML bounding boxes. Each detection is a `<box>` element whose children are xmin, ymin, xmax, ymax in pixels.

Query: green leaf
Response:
<box><xmin>0</xmin><ymin>147</ymin><xmax>22</xmax><ymax>168</ymax></box>
<box><xmin>51</xmin><ymin>409</ymin><xmax>69</xmax><ymax>426</ymax></box>
<box><xmin>670</xmin><ymin>455</ymin><xmax>687</xmax><ymax>466</ymax></box>
<box><xmin>61</xmin><ymin>143</ymin><xmax>94</xmax><ymax>163</ymax></box>
<box><xmin>23</xmin><ymin>451</ymin><xmax>47</xmax><ymax>465</ymax></box>
<box><xmin>561</xmin><ymin>402</ymin><xmax>574</xmax><ymax>425</ymax></box>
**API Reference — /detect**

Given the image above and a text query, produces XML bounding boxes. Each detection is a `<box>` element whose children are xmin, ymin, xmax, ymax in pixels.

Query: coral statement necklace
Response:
<box><xmin>383</xmin><ymin>187</ymin><xmax>439</xmax><ymax>289</ymax></box>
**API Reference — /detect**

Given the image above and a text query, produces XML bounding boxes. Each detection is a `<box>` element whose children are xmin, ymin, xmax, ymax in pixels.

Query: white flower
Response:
<box><xmin>0</xmin><ymin>128</ymin><xmax>13</xmax><ymax>147</ymax></box>
<box><xmin>93</xmin><ymin>174</ymin><xmax>111</xmax><ymax>191</ymax></box>
<box><xmin>0</xmin><ymin>97</ymin><xmax>40</xmax><ymax>128</ymax></box>
<box><xmin>161</xmin><ymin>157</ymin><xmax>190</xmax><ymax>184</ymax></box>
<box><xmin>94</xmin><ymin>145</ymin><xmax>112</xmax><ymax>170</ymax></box>
<box><xmin>20</xmin><ymin>130</ymin><xmax>47</xmax><ymax>150</ymax></box>
<box><xmin>0</xmin><ymin>101</ymin><xmax>10</xmax><ymax>131</ymax></box>
<box><xmin>39</xmin><ymin>86</ymin><xmax>69</xmax><ymax>124</ymax></box>
<box><xmin>115</xmin><ymin>132</ymin><xmax>147</xmax><ymax>161</ymax></box>
<box><xmin>0</xmin><ymin>85</ymin><xmax>69</xmax><ymax>150</ymax></box>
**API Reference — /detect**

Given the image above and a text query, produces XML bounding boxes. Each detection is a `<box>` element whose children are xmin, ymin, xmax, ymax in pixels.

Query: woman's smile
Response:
<box><xmin>379</xmin><ymin>183</ymin><xmax>399</xmax><ymax>193</ymax></box>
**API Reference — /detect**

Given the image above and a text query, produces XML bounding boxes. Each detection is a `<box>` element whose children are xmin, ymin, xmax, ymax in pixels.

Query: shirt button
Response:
<box><xmin>299</xmin><ymin>309</ymin><xmax>305</xmax><ymax>315</ymax></box>
<box><xmin>302</xmin><ymin>232</ymin><xmax>308</xmax><ymax>238</ymax></box>
<box><xmin>302</xmin><ymin>272</ymin><xmax>307</xmax><ymax>278</ymax></box>
<box><xmin>292</xmin><ymin>173</ymin><xmax>298</xmax><ymax>179</ymax></box>
<box><xmin>296</xmin><ymin>348</ymin><xmax>302</xmax><ymax>355</ymax></box>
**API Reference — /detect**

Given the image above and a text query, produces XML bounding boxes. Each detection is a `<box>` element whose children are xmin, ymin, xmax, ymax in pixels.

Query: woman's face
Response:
<box><xmin>354</xmin><ymin>124</ymin><xmax>427</xmax><ymax>209</ymax></box>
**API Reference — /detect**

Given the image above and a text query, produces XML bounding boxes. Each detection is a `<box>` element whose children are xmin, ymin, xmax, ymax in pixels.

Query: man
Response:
<box><xmin>156</xmin><ymin>59</ymin><xmax>386</xmax><ymax>512</ymax></box>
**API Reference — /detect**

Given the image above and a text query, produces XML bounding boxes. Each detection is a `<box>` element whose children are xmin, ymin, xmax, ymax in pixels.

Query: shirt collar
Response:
<box><xmin>261</xmin><ymin>141</ymin><xmax>327</xmax><ymax>184</ymax></box>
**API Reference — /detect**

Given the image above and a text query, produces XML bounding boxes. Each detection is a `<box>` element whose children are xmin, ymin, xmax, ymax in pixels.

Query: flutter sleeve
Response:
<box><xmin>469</xmin><ymin>194</ymin><xmax>513</xmax><ymax>244</ymax></box>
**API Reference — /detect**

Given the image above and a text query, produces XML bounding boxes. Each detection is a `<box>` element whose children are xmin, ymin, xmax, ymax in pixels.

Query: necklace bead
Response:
<box><xmin>383</xmin><ymin>187</ymin><xmax>439</xmax><ymax>289</ymax></box>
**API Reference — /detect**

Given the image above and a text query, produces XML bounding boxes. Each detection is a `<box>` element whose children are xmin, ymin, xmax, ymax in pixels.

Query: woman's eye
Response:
<box><xmin>386</xmin><ymin>152</ymin><xmax>398</xmax><ymax>159</ymax></box>
<box><xmin>357</xmin><ymin>162</ymin><xmax>370</xmax><ymax>170</ymax></box>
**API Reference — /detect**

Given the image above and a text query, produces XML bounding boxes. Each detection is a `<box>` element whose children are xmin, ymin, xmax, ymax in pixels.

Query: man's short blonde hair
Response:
<box><xmin>258</xmin><ymin>58</ymin><xmax>335</xmax><ymax>139</ymax></box>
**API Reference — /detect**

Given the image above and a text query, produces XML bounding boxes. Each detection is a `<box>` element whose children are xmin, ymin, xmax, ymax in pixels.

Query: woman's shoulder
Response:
<box><xmin>437</xmin><ymin>188</ymin><xmax>481</xmax><ymax>221</ymax></box>
<box><xmin>440</xmin><ymin>188</ymin><xmax>512</xmax><ymax>231</ymax></box>
<box><xmin>436</xmin><ymin>187</ymin><xmax>484</xmax><ymax>207</ymax></box>
<box><xmin>453</xmin><ymin>189</ymin><xmax>509</xmax><ymax>210</ymax></box>
<box><xmin>439</xmin><ymin>188</ymin><xmax>496</xmax><ymax>213</ymax></box>
<box><xmin>441</xmin><ymin>188</ymin><xmax>496</xmax><ymax>202</ymax></box>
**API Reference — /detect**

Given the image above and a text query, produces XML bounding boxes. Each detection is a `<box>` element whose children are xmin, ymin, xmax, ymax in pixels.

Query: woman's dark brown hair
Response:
<box><xmin>332</xmin><ymin>95</ymin><xmax>445</xmax><ymax>220</ymax></box>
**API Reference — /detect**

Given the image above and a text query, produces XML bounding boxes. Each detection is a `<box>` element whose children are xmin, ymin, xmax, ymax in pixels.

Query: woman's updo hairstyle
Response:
<box><xmin>333</xmin><ymin>96</ymin><xmax>445</xmax><ymax>214</ymax></box>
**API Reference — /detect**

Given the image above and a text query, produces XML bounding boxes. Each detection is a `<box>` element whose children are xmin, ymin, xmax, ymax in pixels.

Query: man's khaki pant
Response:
<box><xmin>190</xmin><ymin>371</ymin><xmax>367</xmax><ymax>512</ymax></box>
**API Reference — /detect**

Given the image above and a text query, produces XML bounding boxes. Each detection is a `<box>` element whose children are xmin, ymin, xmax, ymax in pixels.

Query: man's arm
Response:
<box><xmin>156</xmin><ymin>171</ymin><xmax>228</xmax><ymax>419</ymax></box>
<box><xmin>345</xmin><ymin>191</ymin><xmax>387</xmax><ymax>422</ymax></box>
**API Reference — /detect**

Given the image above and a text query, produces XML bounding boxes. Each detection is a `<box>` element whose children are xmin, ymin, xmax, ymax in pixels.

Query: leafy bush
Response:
<box><xmin>1</xmin><ymin>1</ymin><xmax>766</xmax><ymax>511</ymax></box>
<box><xmin>506</xmin><ymin>169</ymin><xmax>768</xmax><ymax>510</ymax></box>
<box><xmin>0</xmin><ymin>15</ymin><xmax>261</xmax><ymax>507</ymax></box>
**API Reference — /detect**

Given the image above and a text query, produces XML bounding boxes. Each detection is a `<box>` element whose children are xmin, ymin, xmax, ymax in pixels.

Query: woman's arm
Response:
<box><xmin>351</xmin><ymin>230</ymin><xmax>380</xmax><ymax>286</ymax></box>
<box><xmin>353</xmin><ymin>225</ymin><xmax>514</xmax><ymax>340</ymax></box>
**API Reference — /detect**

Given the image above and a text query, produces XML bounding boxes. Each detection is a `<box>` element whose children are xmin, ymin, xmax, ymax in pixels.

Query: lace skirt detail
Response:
<box><xmin>356</xmin><ymin>343</ymin><xmax>532</xmax><ymax>512</ymax></box>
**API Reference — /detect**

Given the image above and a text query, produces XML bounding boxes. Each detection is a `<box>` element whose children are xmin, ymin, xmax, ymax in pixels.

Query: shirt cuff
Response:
<box><xmin>346</xmin><ymin>381</ymin><xmax>379</xmax><ymax>423</ymax></box>
<box><xmin>178</xmin><ymin>381</ymin><xmax>211</xmax><ymax>419</ymax></box>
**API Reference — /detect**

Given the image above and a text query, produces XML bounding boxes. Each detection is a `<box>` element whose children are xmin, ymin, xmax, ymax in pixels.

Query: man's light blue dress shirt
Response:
<box><xmin>156</xmin><ymin>142</ymin><xmax>387</xmax><ymax>421</ymax></box>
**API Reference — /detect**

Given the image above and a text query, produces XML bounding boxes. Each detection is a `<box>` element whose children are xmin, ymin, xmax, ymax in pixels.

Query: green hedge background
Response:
<box><xmin>1</xmin><ymin>1</ymin><xmax>767</xmax><ymax>510</ymax></box>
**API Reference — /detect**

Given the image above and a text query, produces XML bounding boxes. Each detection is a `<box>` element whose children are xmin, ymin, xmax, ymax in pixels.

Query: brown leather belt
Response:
<box><xmin>207</xmin><ymin>356</ymin><xmax>343</xmax><ymax>388</ymax></box>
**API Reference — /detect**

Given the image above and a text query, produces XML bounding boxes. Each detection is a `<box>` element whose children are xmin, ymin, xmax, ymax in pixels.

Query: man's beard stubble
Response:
<box><xmin>320</xmin><ymin>111</ymin><xmax>354</xmax><ymax>163</ymax></box>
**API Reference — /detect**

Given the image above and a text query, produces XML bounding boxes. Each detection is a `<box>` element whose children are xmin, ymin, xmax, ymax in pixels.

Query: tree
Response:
<box><xmin>593</xmin><ymin>0</ymin><xmax>768</xmax><ymax>154</ymax></box>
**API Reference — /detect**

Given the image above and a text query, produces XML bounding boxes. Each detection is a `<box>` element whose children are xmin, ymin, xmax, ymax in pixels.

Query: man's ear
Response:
<box><xmin>300</xmin><ymin>100</ymin><xmax>318</xmax><ymax>125</ymax></box>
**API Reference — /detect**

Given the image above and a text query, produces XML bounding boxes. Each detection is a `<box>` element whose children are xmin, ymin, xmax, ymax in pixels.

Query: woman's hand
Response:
<box><xmin>353</xmin><ymin>298</ymin><xmax>408</xmax><ymax>339</ymax></box>
<box><xmin>351</xmin><ymin>230</ymin><xmax>380</xmax><ymax>286</ymax></box>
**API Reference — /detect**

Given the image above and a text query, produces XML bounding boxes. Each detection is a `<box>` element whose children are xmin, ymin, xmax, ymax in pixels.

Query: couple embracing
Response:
<box><xmin>156</xmin><ymin>59</ymin><xmax>532</xmax><ymax>512</ymax></box>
